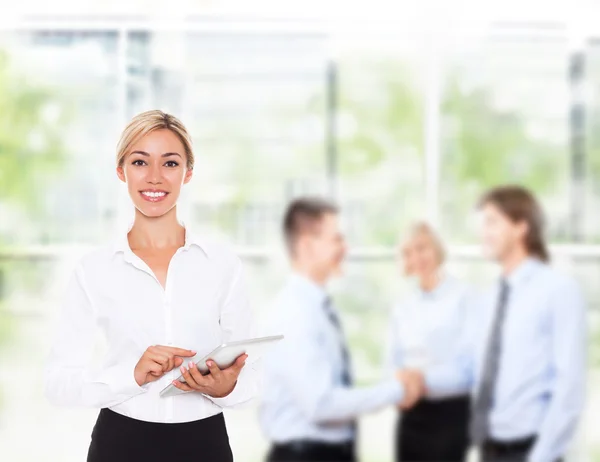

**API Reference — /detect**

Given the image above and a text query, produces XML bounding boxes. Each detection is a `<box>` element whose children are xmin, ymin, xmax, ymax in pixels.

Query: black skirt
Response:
<box><xmin>396</xmin><ymin>395</ymin><xmax>470</xmax><ymax>462</ymax></box>
<box><xmin>87</xmin><ymin>408</ymin><xmax>234</xmax><ymax>462</ymax></box>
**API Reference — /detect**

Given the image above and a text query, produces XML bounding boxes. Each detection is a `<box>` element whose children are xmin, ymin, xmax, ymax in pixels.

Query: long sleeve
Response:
<box><xmin>206</xmin><ymin>257</ymin><xmax>258</xmax><ymax>408</ymax></box>
<box><xmin>528</xmin><ymin>278</ymin><xmax>587</xmax><ymax>462</ymax></box>
<box><xmin>44</xmin><ymin>264</ymin><xmax>147</xmax><ymax>408</ymax></box>
<box><xmin>276</xmin><ymin>303</ymin><xmax>403</xmax><ymax>423</ymax></box>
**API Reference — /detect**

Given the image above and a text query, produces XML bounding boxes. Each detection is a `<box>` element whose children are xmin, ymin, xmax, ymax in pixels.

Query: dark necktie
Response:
<box><xmin>323</xmin><ymin>297</ymin><xmax>353</xmax><ymax>387</ymax></box>
<box><xmin>470</xmin><ymin>279</ymin><xmax>510</xmax><ymax>445</ymax></box>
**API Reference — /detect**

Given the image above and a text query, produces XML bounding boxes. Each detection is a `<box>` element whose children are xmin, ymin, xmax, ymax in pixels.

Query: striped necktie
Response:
<box><xmin>470</xmin><ymin>279</ymin><xmax>510</xmax><ymax>445</ymax></box>
<box><xmin>323</xmin><ymin>297</ymin><xmax>353</xmax><ymax>387</ymax></box>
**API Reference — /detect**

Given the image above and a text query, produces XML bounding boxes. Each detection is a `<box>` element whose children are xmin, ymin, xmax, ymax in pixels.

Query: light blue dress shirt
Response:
<box><xmin>389</xmin><ymin>275</ymin><xmax>473</xmax><ymax>374</ymax></box>
<box><xmin>426</xmin><ymin>258</ymin><xmax>587</xmax><ymax>462</ymax></box>
<box><xmin>259</xmin><ymin>273</ymin><xmax>403</xmax><ymax>444</ymax></box>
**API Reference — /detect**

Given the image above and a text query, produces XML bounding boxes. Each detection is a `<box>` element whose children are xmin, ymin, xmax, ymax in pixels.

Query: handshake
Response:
<box><xmin>395</xmin><ymin>369</ymin><xmax>426</xmax><ymax>410</ymax></box>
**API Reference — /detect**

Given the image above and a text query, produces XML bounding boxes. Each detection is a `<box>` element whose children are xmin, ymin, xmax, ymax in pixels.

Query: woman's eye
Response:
<box><xmin>165</xmin><ymin>161</ymin><xmax>179</xmax><ymax>168</ymax></box>
<box><xmin>132</xmin><ymin>159</ymin><xmax>146</xmax><ymax>166</ymax></box>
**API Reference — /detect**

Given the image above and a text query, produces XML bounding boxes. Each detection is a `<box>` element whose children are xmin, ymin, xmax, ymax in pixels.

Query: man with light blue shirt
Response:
<box><xmin>403</xmin><ymin>186</ymin><xmax>586</xmax><ymax>462</ymax></box>
<box><xmin>260</xmin><ymin>197</ymin><xmax>420</xmax><ymax>462</ymax></box>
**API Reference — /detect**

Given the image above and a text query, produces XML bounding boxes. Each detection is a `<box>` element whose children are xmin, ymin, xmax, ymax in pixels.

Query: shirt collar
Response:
<box><xmin>417</xmin><ymin>273</ymin><xmax>452</xmax><ymax>300</ymax></box>
<box><xmin>504</xmin><ymin>257</ymin><xmax>541</xmax><ymax>289</ymax></box>
<box><xmin>288</xmin><ymin>272</ymin><xmax>328</xmax><ymax>307</ymax></box>
<box><xmin>111</xmin><ymin>221</ymin><xmax>209</xmax><ymax>258</ymax></box>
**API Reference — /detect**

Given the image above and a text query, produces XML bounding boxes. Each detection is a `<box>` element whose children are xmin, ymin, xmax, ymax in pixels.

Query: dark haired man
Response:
<box><xmin>260</xmin><ymin>197</ymin><xmax>420</xmax><ymax>462</ymax></box>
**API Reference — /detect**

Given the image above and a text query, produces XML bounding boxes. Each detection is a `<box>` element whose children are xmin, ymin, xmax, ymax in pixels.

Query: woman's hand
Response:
<box><xmin>396</xmin><ymin>368</ymin><xmax>426</xmax><ymax>410</ymax></box>
<box><xmin>134</xmin><ymin>345</ymin><xmax>196</xmax><ymax>387</ymax></box>
<box><xmin>172</xmin><ymin>354</ymin><xmax>248</xmax><ymax>398</ymax></box>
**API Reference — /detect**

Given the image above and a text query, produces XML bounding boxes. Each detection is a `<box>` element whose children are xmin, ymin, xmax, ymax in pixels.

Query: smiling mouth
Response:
<box><xmin>139</xmin><ymin>190</ymin><xmax>169</xmax><ymax>202</ymax></box>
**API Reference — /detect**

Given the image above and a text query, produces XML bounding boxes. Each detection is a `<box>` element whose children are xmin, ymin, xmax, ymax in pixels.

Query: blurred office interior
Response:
<box><xmin>1</xmin><ymin>1</ymin><xmax>600</xmax><ymax>460</ymax></box>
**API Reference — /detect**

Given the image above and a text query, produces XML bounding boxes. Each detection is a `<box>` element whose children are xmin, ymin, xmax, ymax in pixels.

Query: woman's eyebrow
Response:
<box><xmin>130</xmin><ymin>151</ymin><xmax>182</xmax><ymax>158</ymax></box>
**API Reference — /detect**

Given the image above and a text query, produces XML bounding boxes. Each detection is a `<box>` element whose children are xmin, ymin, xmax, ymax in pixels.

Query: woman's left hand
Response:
<box><xmin>172</xmin><ymin>354</ymin><xmax>248</xmax><ymax>398</ymax></box>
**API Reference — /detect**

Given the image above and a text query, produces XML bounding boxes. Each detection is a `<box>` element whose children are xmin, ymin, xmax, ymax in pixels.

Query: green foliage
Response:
<box><xmin>441</xmin><ymin>71</ymin><xmax>567</xmax><ymax>241</ymax></box>
<box><xmin>327</xmin><ymin>57</ymin><xmax>425</xmax><ymax>246</ymax></box>
<box><xmin>336</xmin><ymin>58</ymin><xmax>424</xmax><ymax>174</ymax></box>
<box><xmin>0</xmin><ymin>48</ymin><xmax>67</xmax><ymax>388</ymax></box>
<box><xmin>442</xmin><ymin>71</ymin><xmax>565</xmax><ymax>186</ymax></box>
<box><xmin>0</xmin><ymin>50</ymin><xmax>69</xmax><ymax>215</ymax></box>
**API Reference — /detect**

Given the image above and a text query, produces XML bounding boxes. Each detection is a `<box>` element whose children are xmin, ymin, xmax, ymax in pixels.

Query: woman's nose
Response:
<box><xmin>146</xmin><ymin>163</ymin><xmax>162</xmax><ymax>184</ymax></box>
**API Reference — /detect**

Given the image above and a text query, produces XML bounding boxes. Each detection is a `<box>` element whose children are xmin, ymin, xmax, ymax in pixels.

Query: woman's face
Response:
<box><xmin>116</xmin><ymin>129</ymin><xmax>192</xmax><ymax>218</ymax></box>
<box><xmin>401</xmin><ymin>232</ymin><xmax>440</xmax><ymax>280</ymax></box>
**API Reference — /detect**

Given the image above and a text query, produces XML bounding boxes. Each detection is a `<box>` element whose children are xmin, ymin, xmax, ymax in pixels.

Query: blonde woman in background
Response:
<box><xmin>389</xmin><ymin>222</ymin><xmax>472</xmax><ymax>462</ymax></box>
<box><xmin>44</xmin><ymin>110</ymin><xmax>256</xmax><ymax>462</ymax></box>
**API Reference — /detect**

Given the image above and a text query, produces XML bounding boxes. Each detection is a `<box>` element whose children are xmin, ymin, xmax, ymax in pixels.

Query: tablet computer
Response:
<box><xmin>159</xmin><ymin>335</ymin><xmax>283</xmax><ymax>398</ymax></box>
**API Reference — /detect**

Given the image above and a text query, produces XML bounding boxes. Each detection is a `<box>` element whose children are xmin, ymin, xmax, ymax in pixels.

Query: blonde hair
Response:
<box><xmin>116</xmin><ymin>110</ymin><xmax>194</xmax><ymax>170</ymax></box>
<box><xmin>401</xmin><ymin>221</ymin><xmax>446</xmax><ymax>275</ymax></box>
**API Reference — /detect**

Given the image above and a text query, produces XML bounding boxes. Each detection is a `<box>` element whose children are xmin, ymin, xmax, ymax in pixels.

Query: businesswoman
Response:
<box><xmin>389</xmin><ymin>222</ymin><xmax>471</xmax><ymax>462</ymax></box>
<box><xmin>44</xmin><ymin>110</ymin><xmax>256</xmax><ymax>462</ymax></box>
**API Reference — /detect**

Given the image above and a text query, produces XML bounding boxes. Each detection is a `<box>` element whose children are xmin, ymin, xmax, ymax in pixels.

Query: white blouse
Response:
<box><xmin>44</xmin><ymin>226</ymin><xmax>257</xmax><ymax>423</ymax></box>
<box><xmin>388</xmin><ymin>275</ymin><xmax>472</xmax><ymax>370</ymax></box>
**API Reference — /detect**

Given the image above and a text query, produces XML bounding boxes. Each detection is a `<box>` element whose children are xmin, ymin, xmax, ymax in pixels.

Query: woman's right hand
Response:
<box><xmin>134</xmin><ymin>345</ymin><xmax>196</xmax><ymax>386</ymax></box>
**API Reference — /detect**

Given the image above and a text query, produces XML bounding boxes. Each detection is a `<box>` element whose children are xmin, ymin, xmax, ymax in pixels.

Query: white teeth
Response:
<box><xmin>142</xmin><ymin>191</ymin><xmax>166</xmax><ymax>198</ymax></box>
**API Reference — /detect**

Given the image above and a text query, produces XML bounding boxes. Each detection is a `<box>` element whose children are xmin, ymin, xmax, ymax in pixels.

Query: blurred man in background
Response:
<box><xmin>259</xmin><ymin>197</ymin><xmax>420</xmax><ymax>462</ymax></box>
<box><xmin>403</xmin><ymin>185</ymin><xmax>586</xmax><ymax>462</ymax></box>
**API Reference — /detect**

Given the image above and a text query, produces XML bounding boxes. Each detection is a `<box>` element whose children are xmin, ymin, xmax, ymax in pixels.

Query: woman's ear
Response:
<box><xmin>116</xmin><ymin>166</ymin><xmax>126</xmax><ymax>183</ymax></box>
<box><xmin>516</xmin><ymin>219</ymin><xmax>530</xmax><ymax>242</ymax></box>
<box><xmin>183</xmin><ymin>167</ymin><xmax>193</xmax><ymax>184</ymax></box>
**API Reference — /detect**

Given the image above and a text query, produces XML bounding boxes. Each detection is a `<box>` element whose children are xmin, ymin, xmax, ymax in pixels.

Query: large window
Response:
<box><xmin>585</xmin><ymin>40</ymin><xmax>600</xmax><ymax>243</ymax></box>
<box><xmin>439</xmin><ymin>24</ymin><xmax>571</xmax><ymax>243</ymax></box>
<box><xmin>1</xmin><ymin>18</ymin><xmax>600</xmax><ymax>462</ymax></box>
<box><xmin>335</xmin><ymin>38</ymin><xmax>425</xmax><ymax>247</ymax></box>
<box><xmin>0</xmin><ymin>30</ymin><xmax>120</xmax><ymax>245</ymax></box>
